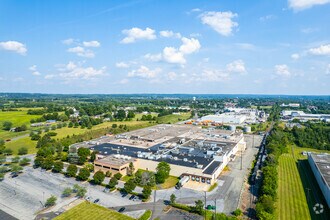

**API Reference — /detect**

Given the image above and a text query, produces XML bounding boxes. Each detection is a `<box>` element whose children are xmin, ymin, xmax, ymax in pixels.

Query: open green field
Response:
<box><xmin>156</xmin><ymin>112</ymin><xmax>190</xmax><ymax>124</ymax></box>
<box><xmin>0</xmin><ymin>110</ymin><xmax>40</xmax><ymax>128</ymax></box>
<box><xmin>160</xmin><ymin>175</ymin><xmax>179</xmax><ymax>189</ymax></box>
<box><xmin>4</xmin><ymin>136</ymin><xmax>38</xmax><ymax>154</ymax></box>
<box><xmin>277</xmin><ymin>145</ymin><xmax>330</xmax><ymax>220</ymax></box>
<box><xmin>54</xmin><ymin>201</ymin><xmax>134</xmax><ymax>220</ymax></box>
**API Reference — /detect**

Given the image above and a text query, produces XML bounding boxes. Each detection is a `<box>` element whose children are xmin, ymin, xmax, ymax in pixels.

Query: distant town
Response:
<box><xmin>0</xmin><ymin>94</ymin><xmax>329</xmax><ymax>220</ymax></box>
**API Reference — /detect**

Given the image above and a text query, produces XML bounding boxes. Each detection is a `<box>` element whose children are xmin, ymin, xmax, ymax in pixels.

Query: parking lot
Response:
<box><xmin>0</xmin><ymin>166</ymin><xmax>141</xmax><ymax>220</ymax></box>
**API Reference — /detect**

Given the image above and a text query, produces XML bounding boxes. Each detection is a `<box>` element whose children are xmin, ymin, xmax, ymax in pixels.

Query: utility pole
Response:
<box><xmin>240</xmin><ymin>148</ymin><xmax>243</xmax><ymax>170</ymax></box>
<box><xmin>214</xmin><ymin>199</ymin><xmax>217</xmax><ymax>218</ymax></box>
<box><xmin>306</xmin><ymin>187</ymin><xmax>311</xmax><ymax>203</ymax></box>
<box><xmin>204</xmin><ymin>191</ymin><xmax>207</xmax><ymax>220</ymax></box>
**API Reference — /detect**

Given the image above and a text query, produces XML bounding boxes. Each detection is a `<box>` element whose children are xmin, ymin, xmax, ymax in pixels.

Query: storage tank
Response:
<box><xmin>244</xmin><ymin>126</ymin><xmax>251</xmax><ymax>133</ymax></box>
<box><xmin>229</xmin><ymin>125</ymin><xmax>236</xmax><ymax>131</ymax></box>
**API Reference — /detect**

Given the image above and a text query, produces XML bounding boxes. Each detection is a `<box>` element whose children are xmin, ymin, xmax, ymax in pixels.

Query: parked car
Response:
<box><xmin>93</xmin><ymin>198</ymin><xmax>100</xmax><ymax>203</ymax></box>
<box><xmin>118</xmin><ymin>207</ymin><xmax>125</xmax><ymax>212</ymax></box>
<box><xmin>129</xmin><ymin>195</ymin><xmax>135</xmax><ymax>200</ymax></box>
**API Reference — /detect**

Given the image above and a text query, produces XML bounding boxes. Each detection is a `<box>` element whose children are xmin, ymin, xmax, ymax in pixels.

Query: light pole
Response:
<box><xmin>43</xmin><ymin>191</ymin><xmax>45</xmax><ymax>206</ymax></box>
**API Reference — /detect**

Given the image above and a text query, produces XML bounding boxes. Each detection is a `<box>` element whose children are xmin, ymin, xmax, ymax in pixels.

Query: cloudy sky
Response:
<box><xmin>0</xmin><ymin>0</ymin><xmax>329</xmax><ymax>95</ymax></box>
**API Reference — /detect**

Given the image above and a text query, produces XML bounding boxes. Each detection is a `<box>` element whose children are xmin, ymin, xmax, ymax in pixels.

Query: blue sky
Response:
<box><xmin>0</xmin><ymin>0</ymin><xmax>329</xmax><ymax>95</ymax></box>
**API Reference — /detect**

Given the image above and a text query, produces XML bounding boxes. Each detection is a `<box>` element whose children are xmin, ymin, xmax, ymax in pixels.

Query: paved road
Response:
<box><xmin>0</xmin><ymin>209</ymin><xmax>17</xmax><ymax>220</ymax></box>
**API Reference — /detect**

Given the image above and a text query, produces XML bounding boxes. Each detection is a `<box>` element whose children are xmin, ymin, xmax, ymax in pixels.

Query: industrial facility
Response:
<box><xmin>91</xmin><ymin>124</ymin><xmax>246</xmax><ymax>187</ymax></box>
<box><xmin>281</xmin><ymin>110</ymin><xmax>330</xmax><ymax>122</ymax></box>
<box><xmin>308</xmin><ymin>153</ymin><xmax>330</xmax><ymax>207</ymax></box>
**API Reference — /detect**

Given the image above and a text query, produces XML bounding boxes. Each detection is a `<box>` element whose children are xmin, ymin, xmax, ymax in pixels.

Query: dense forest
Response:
<box><xmin>290</xmin><ymin>122</ymin><xmax>330</xmax><ymax>150</ymax></box>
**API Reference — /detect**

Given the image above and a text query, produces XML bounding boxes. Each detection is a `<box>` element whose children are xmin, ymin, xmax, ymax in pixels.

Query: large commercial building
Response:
<box><xmin>308</xmin><ymin>153</ymin><xmax>330</xmax><ymax>207</ymax></box>
<box><xmin>91</xmin><ymin>124</ymin><xmax>246</xmax><ymax>186</ymax></box>
<box><xmin>281</xmin><ymin>110</ymin><xmax>330</xmax><ymax>122</ymax></box>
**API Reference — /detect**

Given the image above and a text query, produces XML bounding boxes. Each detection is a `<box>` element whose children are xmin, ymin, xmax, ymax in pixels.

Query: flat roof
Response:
<box><xmin>310</xmin><ymin>153</ymin><xmax>330</xmax><ymax>187</ymax></box>
<box><xmin>203</xmin><ymin>161</ymin><xmax>222</xmax><ymax>175</ymax></box>
<box><xmin>96</xmin><ymin>155</ymin><xmax>135</xmax><ymax>166</ymax></box>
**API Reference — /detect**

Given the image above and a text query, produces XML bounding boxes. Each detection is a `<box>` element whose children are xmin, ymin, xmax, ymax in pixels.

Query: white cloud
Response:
<box><xmin>160</xmin><ymin>37</ymin><xmax>201</xmax><ymax>65</ymax></box>
<box><xmin>121</xmin><ymin>27</ymin><xmax>156</xmax><ymax>44</ymax></box>
<box><xmin>191</xmin><ymin>8</ymin><xmax>201</xmax><ymax>12</ymax></box>
<box><xmin>116</xmin><ymin>62</ymin><xmax>130</xmax><ymax>68</ymax></box>
<box><xmin>29</xmin><ymin>65</ymin><xmax>41</xmax><ymax>76</ymax></box>
<box><xmin>162</xmin><ymin>47</ymin><xmax>186</xmax><ymax>65</ymax></box>
<box><xmin>275</xmin><ymin>64</ymin><xmax>291</xmax><ymax>77</ymax></box>
<box><xmin>288</xmin><ymin>0</ymin><xmax>330</xmax><ymax>10</ymax></box>
<box><xmin>201</xmin><ymin>69</ymin><xmax>230</xmax><ymax>82</ymax></box>
<box><xmin>119</xmin><ymin>78</ymin><xmax>129</xmax><ymax>84</ymax></box>
<box><xmin>144</xmin><ymin>53</ymin><xmax>162</xmax><ymax>62</ymax></box>
<box><xmin>61</xmin><ymin>38</ymin><xmax>75</xmax><ymax>45</ymax></box>
<box><xmin>291</xmin><ymin>53</ymin><xmax>300</xmax><ymax>60</ymax></box>
<box><xmin>44</xmin><ymin>74</ymin><xmax>55</xmax><ymax>79</ymax></box>
<box><xmin>67</xmin><ymin>46</ymin><xmax>95</xmax><ymax>58</ymax></box>
<box><xmin>200</xmin><ymin>11</ymin><xmax>238</xmax><ymax>36</ymax></box>
<box><xmin>301</xmin><ymin>27</ymin><xmax>318</xmax><ymax>33</ymax></box>
<box><xmin>309</xmin><ymin>44</ymin><xmax>330</xmax><ymax>55</ymax></box>
<box><xmin>179</xmin><ymin>37</ymin><xmax>201</xmax><ymax>54</ymax></box>
<box><xmin>128</xmin><ymin>65</ymin><xmax>161</xmax><ymax>79</ymax></box>
<box><xmin>0</xmin><ymin>41</ymin><xmax>27</xmax><ymax>55</ymax></box>
<box><xmin>55</xmin><ymin>61</ymin><xmax>106</xmax><ymax>81</ymax></box>
<box><xmin>167</xmin><ymin>72</ymin><xmax>177</xmax><ymax>81</ymax></box>
<box><xmin>83</xmin><ymin>41</ymin><xmax>101</xmax><ymax>47</ymax></box>
<box><xmin>159</xmin><ymin>30</ymin><xmax>181</xmax><ymax>38</ymax></box>
<box><xmin>226</xmin><ymin>60</ymin><xmax>246</xmax><ymax>74</ymax></box>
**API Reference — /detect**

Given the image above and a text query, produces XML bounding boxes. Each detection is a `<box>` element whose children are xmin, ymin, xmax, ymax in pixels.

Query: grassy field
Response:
<box><xmin>4</xmin><ymin>136</ymin><xmax>38</xmax><ymax>154</ymax></box>
<box><xmin>277</xmin><ymin>153</ymin><xmax>310</xmax><ymax>220</ymax></box>
<box><xmin>54</xmin><ymin>201</ymin><xmax>134</xmax><ymax>220</ymax></box>
<box><xmin>0</xmin><ymin>110</ymin><xmax>40</xmax><ymax>128</ymax></box>
<box><xmin>277</xmin><ymin>145</ymin><xmax>330</xmax><ymax>220</ymax></box>
<box><xmin>3</xmin><ymin>111</ymin><xmax>191</xmax><ymax>155</ymax></box>
<box><xmin>156</xmin><ymin>113</ymin><xmax>190</xmax><ymax>124</ymax></box>
<box><xmin>160</xmin><ymin>175</ymin><xmax>179</xmax><ymax>189</ymax></box>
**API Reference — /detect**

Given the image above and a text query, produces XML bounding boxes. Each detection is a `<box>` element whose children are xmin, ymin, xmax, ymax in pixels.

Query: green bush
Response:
<box><xmin>138</xmin><ymin>210</ymin><xmax>152</xmax><ymax>220</ymax></box>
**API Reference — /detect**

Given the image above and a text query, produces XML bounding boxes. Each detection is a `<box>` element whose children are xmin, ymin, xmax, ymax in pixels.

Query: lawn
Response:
<box><xmin>277</xmin><ymin>153</ymin><xmax>310</xmax><ymax>220</ymax></box>
<box><xmin>54</xmin><ymin>201</ymin><xmax>134</xmax><ymax>220</ymax></box>
<box><xmin>277</xmin><ymin>145</ymin><xmax>330</xmax><ymax>220</ymax></box>
<box><xmin>156</xmin><ymin>113</ymin><xmax>190</xmax><ymax>124</ymax></box>
<box><xmin>4</xmin><ymin>136</ymin><xmax>38</xmax><ymax>154</ymax></box>
<box><xmin>0</xmin><ymin>110</ymin><xmax>40</xmax><ymax>128</ymax></box>
<box><xmin>160</xmin><ymin>175</ymin><xmax>179</xmax><ymax>189</ymax></box>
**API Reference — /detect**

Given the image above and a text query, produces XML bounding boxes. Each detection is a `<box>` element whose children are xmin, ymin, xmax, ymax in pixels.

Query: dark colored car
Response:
<box><xmin>118</xmin><ymin>207</ymin><xmax>125</xmax><ymax>212</ymax></box>
<box><xmin>93</xmin><ymin>199</ymin><xmax>100</xmax><ymax>203</ymax></box>
<box><xmin>129</xmin><ymin>195</ymin><xmax>135</xmax><ymax>200</ymax></box>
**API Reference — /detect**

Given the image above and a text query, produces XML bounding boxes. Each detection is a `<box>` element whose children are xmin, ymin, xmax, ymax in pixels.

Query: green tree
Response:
<box><xmin>52</xmin><ymin>161</ymin><xmax>64</xmax><ymax>173</ymax></box>
<box><xmin>77</xmin><ymin>168</ymin><xmax>90</xmax><ymax>181</ymax></box>
<box><xmin>128</xmin><ymin>162</ymin><xmax>135</xmax><ymax>176</ymax></box>
<box><xmin>19</xmin><ymin>158</ymin><xmax>31</xmax><ymax>166</ymax></box>
<box><xmin>123</xmin><ymin>179</ymin><xmax>136</xmax><ymax>194</ymax></box>
<box><xmin>112</xmin><ymin>124</ymin><xmax>118</xmax><ymax>128</ymax></box>
<box><xmin>155</xmin><ymin>161</ymin><xmax>170</xmax><ymax>184</ymax></box>
<box><xmin>0</xmin><ymin>139</ymin><xmax>5</xmax><ymax>154</ymax></box>
<box><xmin>76</xmin><ymin>186</ymin><xmax>87</xmax><ymax>198</ymax></box>
<box><xmin>114</xmin><ymin>173</ymin><xmax>122</xmax><ymax>180</ymax></box>
<box><xmin>170</xmin><ymin>194</ymin><xmax>176</xmax><ymax>204</ymax></box>
<box><xmin>90</xmin><ymin>151</ymin><xmax>97</xmax><ymax>162</ymax></box>
<box><xmin>2</xmin><ymin>121</ymin><xmax>13</xmax><ymax>131</ymax></box>
<box><xmin>66</xmin><ymin>164</ymin><xmax>78</xmax><ymax>177</ymax></box>
<box><xmin>10</xmin><ymin>164</ymin><xmax>23</xmax><ymax>174</ymax></box>
<box><xmin>41</xmin><ymin>157</ymin><xmax>54</xmax><ymax>170</ymax></box>
<box><xmin>11</xmin><ymin>156</ymin><xmax>20</xmax><ymax>163</ymax></box>
<box><xmin>62</xmin><ymin>187</ymin><xmax>73</xmax><ymax>197</ymax></box>
<box><xmin>108</xmin><ymin>177</ymin><xmax>118</xmax><ymax>189</ymax></box>
<box><xmin>105</xmin><ymin>171</ymin><xmax>112</xmax><ymax>177</ymax></box>
<box><xmin>45</xmin><ymin>195</ymin><xmax>57</xmax><ymax>207</ymax></box>
<box><xmin>93</xmin><ymin>171</ymin><xmax>105</xmax><ymax>185</ymax></box>
<box><xmin>142</xmin><ymin>185</ymin><xmax>152</xmax><ymax>199</ymax></box>
<box><xmin>3</xmin><ymin>148</ymin><xmax>13</xmax><ymax>155</ymax></box>
<box><xmin>194</xmin><ymin>200</ymin><xmax>204</xmax><ymax>214</ymax></box>
<box><xmin>0</xmin><ymin>155</ymin><xmax>6</xmax><ymax>164</ymax></box>
<box><xmin>18</xmin><ymin>147</ymin><xmax>28</xmax><ymax>155</ymax></box>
